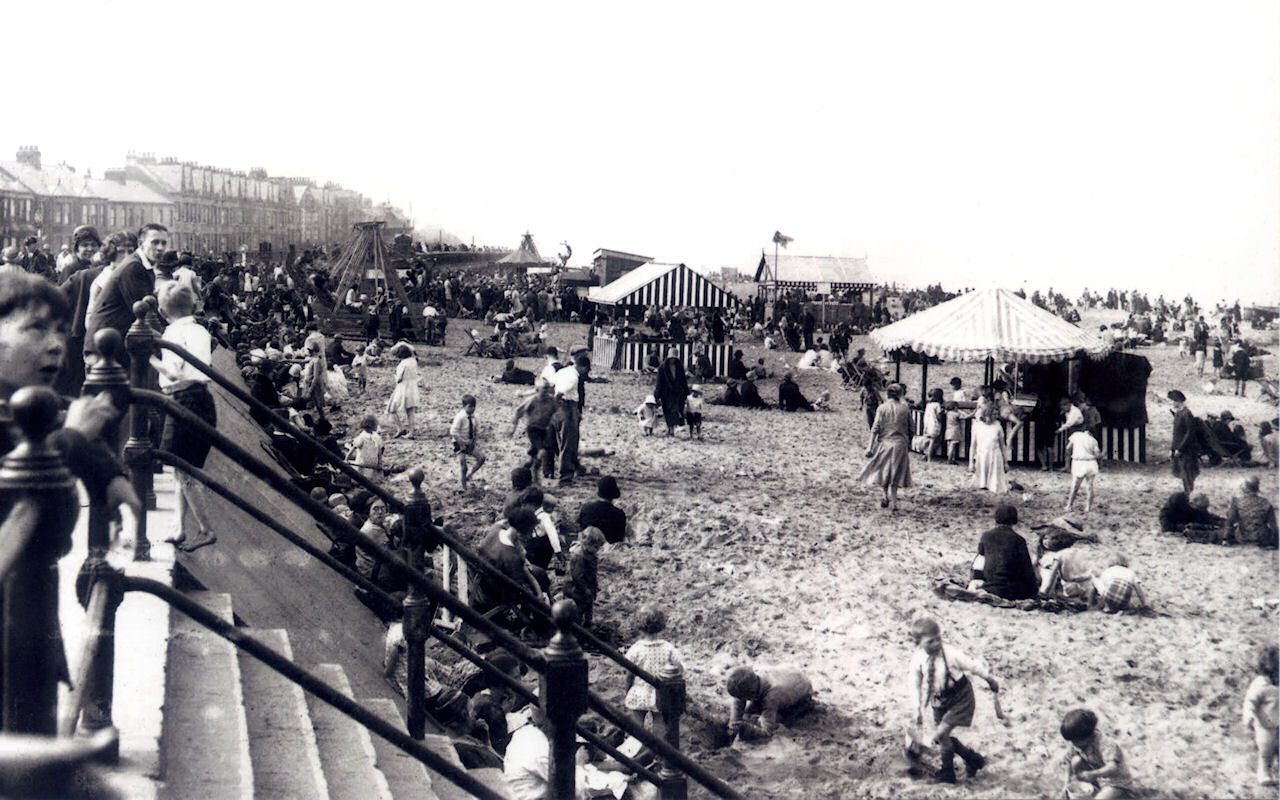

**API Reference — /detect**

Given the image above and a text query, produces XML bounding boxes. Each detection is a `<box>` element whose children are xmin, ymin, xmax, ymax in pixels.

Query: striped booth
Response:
<box><xmin>871</xmin><ymin>288</ymin><xmax>1146</xmax><ymax>462</ymax></box>
<box><xmin>593</xmin><ymin>335</ymin><xmax>735</xmax><ymax>377</ymax></box>
<box><xmin>909</xmin><ymin>409</ymin><xmax>1146</xmax><ymax>465</ymax></box>
<box><xmin>588</xmin><ymin>262</ymin><xmax>740</xmax><ymax>377</ymax></box>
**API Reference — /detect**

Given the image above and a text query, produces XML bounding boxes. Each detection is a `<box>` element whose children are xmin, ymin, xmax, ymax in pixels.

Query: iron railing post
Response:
<box><xmin>542</xmin><ymin>600</ymin><xmax>587</xmax><ymax>799</ymax></box>
<box><xmin>0</xmin><ymin>387</ymin><xmax>79</xmax><ymax>735</ymax></box>
<box><xmin>656</xmin><ymin>662</ymin><xmax>688</xmax><ymax>800</ymax></box>
<box><xmin>400</xmin><ymin>468</ymin><xmax>438</xmax><ymax>740</ymax></box>
<box><xmin>69</xmin><ymin>563</ymin><xmax>123</xmax><ymax>762</ymax></box>
<box><xmin>73</xmin><ymin>329</ymin><xmax>132</xmax><ymax>757</ymax></box>
<box><xmin>124</xmin><ymin>300</ymin><xmax>157</xmax><ymax>559</ymax></box>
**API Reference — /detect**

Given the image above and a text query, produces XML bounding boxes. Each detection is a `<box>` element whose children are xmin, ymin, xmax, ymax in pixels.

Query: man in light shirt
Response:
<box><xmin>148</xmin><ymin>282</ymin><xmax>217</xmax><ymax>552</ymax></box>
<box><xmin>551</xmin><ymin>355</ymin><xmax>589</xmax><ymax>485</ymax></box>
<box><xmin>536</xmin><ymin>346</ymin><xmax>563</xmax><ymax>388</ymax></box>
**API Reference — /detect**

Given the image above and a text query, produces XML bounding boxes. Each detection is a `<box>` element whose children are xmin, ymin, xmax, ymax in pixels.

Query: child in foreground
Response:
<box><xmin>1242</xmin><ymin>645</ymin><xmax>1279</xmax><ymax>786</ymax></box>
<box><xmin>906</xmin><ymin>614</ymin><xmax>999</xmax><ymax>783</ymax></box>
<box><xmin>450</xmin><ymin>394</ymin><xmax>486</xmax><ymax>491</ymax></box>
<box><xmin>623</xmin><ymin>606</ymin><xmax>682</xmax><ymax>731</ymax></box>
<box><xmin>1059</xmin><ymin>708</ymin><xmax>1134</xmax><ymax>799</ymax></box>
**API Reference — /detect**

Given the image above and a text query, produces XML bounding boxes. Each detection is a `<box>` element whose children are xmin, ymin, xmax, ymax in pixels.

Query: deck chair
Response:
<box><xmin>1257</xmin><ymin>376</ymin><xmax>1278</xmax><ymax>403</ymax></box>
<box><xmin>840</xmin><ymin>358</ymin><xmax>886</xmax><ymax>390</ymax></box>
<box><xmin>464</xmin><ymin>329</ymin><xmax>501</xmax><ymax>358</ymax></box>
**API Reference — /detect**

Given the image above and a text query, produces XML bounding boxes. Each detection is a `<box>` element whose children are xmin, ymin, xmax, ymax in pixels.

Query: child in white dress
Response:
<box><xmin>346</xmin><ymin>414</ymin><xmax>384</xmax><ymax>480</ymax></box>
<box><xmin>634</xmin><ymin>395</ymin><xmax>657</xmax><ymax>436</ymax></box>
<box><xmin>623</xmin><ymin>606</ymin><xmax>682</xmax><ymax>732</ymax></box>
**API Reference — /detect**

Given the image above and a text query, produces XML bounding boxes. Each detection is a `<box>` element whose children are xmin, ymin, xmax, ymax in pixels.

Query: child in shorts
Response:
<box><xmin>1065</xmin><ymin>427</ymin><xmax>1101</xmax><ymax>512</ymax></box>
<box><xmin>685</xmin><ymin>385</ymin><xmax>705</xmax><ymax>440</ymax></box>
<box><xmin>450</xmin><ymin>394</ymin><xmax>486</xmax><ymax>491</ymax></box>
<box><xmin>1059</xmin><ymin>708</ymin><xmax>1134</xmax><ymax>799</ymax></box>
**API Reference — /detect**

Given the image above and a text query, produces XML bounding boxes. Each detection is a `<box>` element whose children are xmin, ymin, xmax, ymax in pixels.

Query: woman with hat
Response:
<box><xmin>859</xmin><ymin>382</ymin><xmax>913</xmax><ymax>510</ymax></box>
<box><xmin>653</xmin><ymin>350</ymin><xmax>689</xmax><ymax>437</ymax></box>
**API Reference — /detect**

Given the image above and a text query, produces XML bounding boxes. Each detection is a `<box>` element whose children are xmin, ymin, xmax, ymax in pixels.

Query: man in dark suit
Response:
<box><xmin>20</xmin><ymin>236</ymin><xmax>52</xmax><ymax>281</ymax></box>
<box><xmin>1168</xmin><ymin>389</ymin><xmax>1201</xmax><ymax>493</ymax></box>
<box><xmin>86</xmin><ymin>223</ymin><xmax>169</xmax><ymax>350</ymax></box>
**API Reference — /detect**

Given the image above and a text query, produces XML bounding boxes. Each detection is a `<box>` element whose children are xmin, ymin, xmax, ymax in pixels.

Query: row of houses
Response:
<box><xmin>0</xmin><ymin>147</ymin><xmax>412</xmax><ymax>255</ymax></box>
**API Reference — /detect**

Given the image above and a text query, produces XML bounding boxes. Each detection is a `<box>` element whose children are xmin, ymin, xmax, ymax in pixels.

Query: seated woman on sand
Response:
<box><xmin>967</xmin><ymin>505</ymin><xmax>1038</xmax><ymax>601</ymax></box>
<box><xmin>1158</xmin><ymin>491</ymin><xmax>1224</xmax><ymax>538</ymax></box>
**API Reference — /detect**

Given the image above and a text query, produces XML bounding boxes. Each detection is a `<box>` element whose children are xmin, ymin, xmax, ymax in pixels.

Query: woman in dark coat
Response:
<box><xmin>654</xmin><ymin>353</ymin><xmax>689</xmax><ymax>436</ymax></box>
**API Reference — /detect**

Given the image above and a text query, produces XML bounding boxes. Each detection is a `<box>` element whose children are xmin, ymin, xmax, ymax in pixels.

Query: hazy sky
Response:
<box><xmin>8</xmin><ymin>1</ymin><xmax>1278</xmax><ymax>303</ymax></box>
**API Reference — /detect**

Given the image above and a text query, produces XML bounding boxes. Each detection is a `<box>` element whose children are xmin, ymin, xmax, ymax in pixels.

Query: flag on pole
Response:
<box><xmin>772</xmin><ymin>231</ymin><xmax>793</xmax><ymax>248</ymax></box>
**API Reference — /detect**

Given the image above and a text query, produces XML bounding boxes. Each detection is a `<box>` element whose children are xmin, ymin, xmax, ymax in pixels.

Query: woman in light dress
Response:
<box><xmin>969</xmin><ymin>404</ymin><xmax>1009</xmax><ymax>493</ymax></box>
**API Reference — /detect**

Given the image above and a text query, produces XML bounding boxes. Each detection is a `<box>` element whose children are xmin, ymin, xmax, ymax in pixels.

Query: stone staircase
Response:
<box><xmin>56</xmin><ymin>474</ymin><xmax>513</xmax><ymax>800</ymax></box>
<box><xmin>156</xmin><ymin>590</ymin><xmax>512</xmax><ymax>800</ymax></box>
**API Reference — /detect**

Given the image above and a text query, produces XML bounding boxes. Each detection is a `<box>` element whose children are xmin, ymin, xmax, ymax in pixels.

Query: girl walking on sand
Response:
<box><xmin>386</xmin><ymin>342</ymin><xmax>420</xmax><ymax>438</ymax></box>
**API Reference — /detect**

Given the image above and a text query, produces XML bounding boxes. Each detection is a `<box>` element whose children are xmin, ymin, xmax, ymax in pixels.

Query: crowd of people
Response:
<box><xmin>3</xmin><ymin>219</ymin><xmax>1277</xmax><ymax>797</ymax></box>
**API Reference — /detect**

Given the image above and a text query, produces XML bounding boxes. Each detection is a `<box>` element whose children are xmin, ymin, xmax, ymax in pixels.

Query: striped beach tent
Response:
<box><xmin>870</xmin><ymin>287</ymin><xmax>1108</xmax><ymax>364</ymax></box>
<box><xmin>587</xmin><ymin>262</ymin><xmax>739</xmax><ymax>309</ymax></box>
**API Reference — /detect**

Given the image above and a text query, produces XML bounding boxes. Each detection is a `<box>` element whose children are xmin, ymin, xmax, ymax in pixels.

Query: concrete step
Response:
<box><xmin>239</xmin><ymin>629</ymin><xmax>329</xmax><ymax>800</ymax></box>
<box><xmin>360</xmin><ymin>697</ymin><xmax>438</xmax><ymax>800</ymax></box>
<box><xmin>158</xmin><ymin>592</ymin><xmax>253</xmax><ymax>800</ymax></box>
<box><xmin>307</xmin><ymin>665</ymin><xmax>393</xmax><ymax>800</ymax></box>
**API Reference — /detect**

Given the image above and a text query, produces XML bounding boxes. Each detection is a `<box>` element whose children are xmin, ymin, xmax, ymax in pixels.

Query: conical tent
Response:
<box><xmin>498</xmin><ymin>232</ymin><xmax>547</xmax><ymax>265</ymax></box>
<box><xmin>324</xmin><ymin>221</ymin><xmax>424</xmax><ymax>338</ymax></box>
<box><xmin>870</xmin><ymin>287</ymin><xmax>1107</xmax><ymax>364</ymax></box>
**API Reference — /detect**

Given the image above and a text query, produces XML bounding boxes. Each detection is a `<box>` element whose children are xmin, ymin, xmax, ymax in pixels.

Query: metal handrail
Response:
<box><xmin>425</xmin><ymin>616</ymin><xmax>664</xmax><ymax>785</ymax></box>
<box><xmin>154</xmin><ymin>449</ymin><xmax>392</xmax><ymax>604</ymax></box>
<box><xmin>0</xmin><ymin>500</ymin><xmax>41</xmax><ymax>585</ymax></box>
<box><xmin>585</xmin><ymin>688</ymin><xmax>742</xmax><ymax>800</ymax></box>
<box><xmin>154</xmin><ymin>340</ymin><xmax>406</xmax><ymax>511</ymax></box>
<box><xmin>121</xmin><ymin>575</ymin><xmax>506</xmax><ymax>800</ymax></box>
<box><xmin>157</xmin><ymin>448</ymin><xmax>665</xmax><ymax>785</ymax></box>
<box><xmin>58</xmin><ymin>579</ymin><xmax>112</xmax><ymax>738</ymax></box>
<box><xmin>133</xmin><ymin>387</ymin><xmax>547</xmax><ymax>670</ymax></box>
<box><xmin>143</xmin><ymin>344</ymin><xmax>738</xmax><ymax>797</ymax></box>
<box><xmin>156</xmin><ymin>340</ymin><xmax>665</xmax><ymax>690</ymax></box>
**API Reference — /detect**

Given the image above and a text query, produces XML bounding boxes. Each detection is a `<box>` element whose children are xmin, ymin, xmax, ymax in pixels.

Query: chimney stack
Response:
<box><xmin>16</xmin><ymin>146</ymin><xmax>41</xmax><ymax>170</ymax></box>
